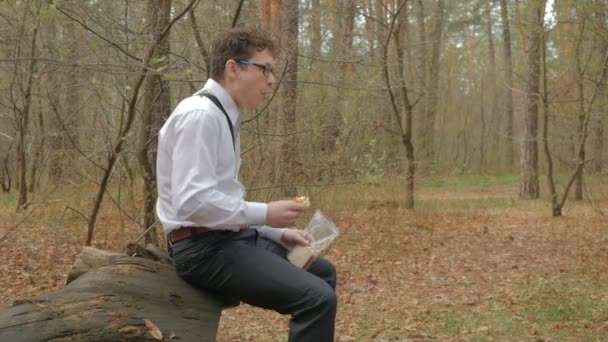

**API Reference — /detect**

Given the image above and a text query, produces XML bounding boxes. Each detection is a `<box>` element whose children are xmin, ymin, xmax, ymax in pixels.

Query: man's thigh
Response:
<box><xmin>221</xmin><ymin>239</ymin><xmax>334</xmax><ymax>313</ymax></box>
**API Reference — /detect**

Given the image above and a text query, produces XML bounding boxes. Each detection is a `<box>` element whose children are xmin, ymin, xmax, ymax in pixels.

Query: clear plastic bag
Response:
<box><xmin>304</xmin><ymin>210</ymin><xmax>339</xmax><ymax>253</ymax></box>
<box><xmin>287</xmin><ymin>210</ymin><xmax>339</xmax><ymax>269</ymax></box>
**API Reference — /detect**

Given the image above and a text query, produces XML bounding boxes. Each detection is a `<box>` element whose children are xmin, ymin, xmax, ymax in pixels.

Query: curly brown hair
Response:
<box><xmin>209</xmin><ymin>27</ymin><xmax>277</xmax><ymax>81</ymax></box>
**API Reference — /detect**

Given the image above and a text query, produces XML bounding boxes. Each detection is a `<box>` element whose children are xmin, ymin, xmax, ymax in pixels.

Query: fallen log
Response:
<box><xmin>0</xmin><ymin>245</ymin><xmax>230</xmax><ymax>341</ymax></box>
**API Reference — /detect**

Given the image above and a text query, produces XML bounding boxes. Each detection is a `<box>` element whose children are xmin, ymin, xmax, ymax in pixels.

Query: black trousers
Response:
<box><xmin>169</xmin><ymin>228</ymin><xmax>337</xmax><ymax>342</ymax></box>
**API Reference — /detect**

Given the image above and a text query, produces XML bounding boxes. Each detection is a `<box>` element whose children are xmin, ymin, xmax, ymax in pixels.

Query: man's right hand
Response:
<box><xmin>266</xmin><ymin>200</ymin><xmax>305</xmax><ymax>227</ymax></box>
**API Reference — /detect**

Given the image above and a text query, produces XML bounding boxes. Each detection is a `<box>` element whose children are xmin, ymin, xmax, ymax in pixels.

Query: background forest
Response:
<box><xmin>1</xmin><ymin>0</ymin><xmax>608</xmax><ymax>340</ymax></box>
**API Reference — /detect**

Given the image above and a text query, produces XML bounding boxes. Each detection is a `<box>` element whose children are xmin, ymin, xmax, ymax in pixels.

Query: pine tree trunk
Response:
<box><xmin>278</xmin><ymin>0</ymin><xmax>298</xmax><ymax>197</ymax></box>
<box><xmin>423</xmin><ymin>0</ymin><xmax>445</xmax><ymax>169</ymax></box>
<box><xmin>519</xmin><ymin>0</ymin><xmax>545</xmax><ymax>199</ymax></box>
<box><xmin>500</xmin><ymin>0</ymin><xmax>515</xmax><ymax>171</ymax></box>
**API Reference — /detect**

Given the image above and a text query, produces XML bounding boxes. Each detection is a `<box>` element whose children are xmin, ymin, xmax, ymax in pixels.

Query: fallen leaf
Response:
<box><xmin>144</xmin><ymin>319</ymin><xmax>163</xmax><ymax>341</ymax></box>
<box><xmin>118</xmin><ymin>325</ymin><xmax>141</xmax><ymax>333</ymax></box>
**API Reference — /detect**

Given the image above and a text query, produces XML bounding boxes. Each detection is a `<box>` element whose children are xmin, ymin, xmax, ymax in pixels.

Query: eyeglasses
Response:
<box><xmin>237</xmin><ymin>59</ymin><xmax>274</xmax><ymax>78</ymax></box>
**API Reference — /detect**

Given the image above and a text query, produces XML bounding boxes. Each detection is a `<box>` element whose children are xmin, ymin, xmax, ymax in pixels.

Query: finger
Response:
<box><xmin>305</xmin><ymin>232</ymin><xmax>314</xmax><ymax>243</ymax></box>
<box><xmin>287</xmin><ymin>202</ymin><xmax>305</xmax><ymax>211</ymax></box>
<box><xmin>298</xmin><ymin>234</ymin><xmax>311</xmax><ymax>246</ymax></box>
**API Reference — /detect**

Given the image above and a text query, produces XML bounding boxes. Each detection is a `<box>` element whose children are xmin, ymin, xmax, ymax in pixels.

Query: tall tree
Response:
<box><xmin>520</xmin><ymin>0</ymin><xmax>545</xmax><ymax>199</ymax></box>
<box><xmin>481</xmin><ymin>0</ymin><xmax>497</xmax><ymax>170</ymax></box>
<box><xmin>277</xmin><ymin>0</ymin><xmax>299</xmax><ymax>197</ymax></box>
<box><xmin>260</xmin><ymin>0</ymin><xmax>271</xmax><ymax>31</ymax></box>
<box><xmin>384</xmin><ymin>0</ymin><xmax>415</xmax><ymax>208</ymax></box>
<box><xmin>310</xmin><ymin>0</ymin><xmax>321</xmax><ymax>59</ymax></box>
<box><xmin>500</xmin><ymin>0</ymin><xmax>515</xmax><ymax>170</ymax></box>
<box><xmin>12</xmin><ymin>1</ymin><xmax>42</xmax><ymax>210</ymax></box>
<box><xmin>590</xmin><ymin>1</ymin><xmax>608</xmax><ymax>173</ymax></box>
<box><xmin>322</xmin><ymin>0</ymin><xmax>356</xmax><ymax>155</ymax></box>
<box><xmin>422</xmin><ymin>0</ymin><xmax>445</xmax><ymax>168</ymax></box>
<box><xmin>592</xmin><ymin>0</ymin><xmax>607</xmax><ymax>173</ymax></box>
<box><xmin>574</xmin><ymin>3</ymin><xmax>586</xmax><ymax>200</ymax></box>
<box><xmin>138</xmin><ymin>0</ymin><xmax>173</xmax><ymax>245</ymax></box>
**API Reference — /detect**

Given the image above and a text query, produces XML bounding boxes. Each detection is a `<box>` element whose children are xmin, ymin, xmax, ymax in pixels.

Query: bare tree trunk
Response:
<box><xmin>260</xmin><ymin>0</ymin><xmax>271</xmax><ymax>31</ymax></box>
<box><xmin>63</xmin><ymin>16</ymin><xmax>81</xmax><ymax>181</ymax></box>
<box><xmin>385</xmin><ymin>1</ymin><xmax>414</xmax><ymax>209</ymax></box>
<box><xmin>270</xmin><ymin>0</ymin><xmax>281</xmax><ymax>39</ymax></box>
<box><xmin>138</xmin><ymin>0</ymin><xmax>172</xmax><ymax>246</ymax></box>
<box><xmin>483</xmin><ymin>0</ymin><xmax>498</xmax><ymax>171</ymax></box>
<box><xmin>423</xmin><ymin>0</ymin><xmax>445</xmax><ymax>169</ymax></box>
<box><xmin>480</xmin><ymin>75</ymin><xmax>486</xmax><ymax>170</ymax></box>
<box><xmin>14</xmin><ymin>2</ymin><xmax>41</xmax><ymax>211</ymax></box>
<box><xmin>514</xmin><ymin>0</ymin><xmax>527</xmax><ymax>55</ymax></box>
<box><xmin>414</xmin><ymin>0</ymin><xmax>428</xmax><ymax>91</ymax></box>
<box><xmin>591</xmin><ymin>1</ymin><xmax>607</xmax><ymax>173</ymax></box>
<box><xmin>28</xmin><ymin>108</ymin><xmax>44</xmax><ymax>193</ymax></box>
<box><xmin>364</xmin><ymin>0</ymin><xmax>375</xmax><ymax>58</ymax></box>
<box><xmin>574</xmin><ymin>14</ymin><xmax>586</xmax><ymax>200</ymax></box>
<box><xmin>540</xmin><ymin>17</ymin><xmax>560</xmax><ymax>215</ymax></box>
<box><xmin>189</xmin><ymin>7</ymin><xmax>210</xmax><ymax>78</ymax></box>
<box><xmin>545</xmin><ymin>47</ymin><xmax>608</xmax><ymax>216</ymax></box>
<box><xmin>85</xmin><ymin>0</ymin><xmax>196</xmax><ymax>246</ymax></box>
<box><xmin>321</xmin><ymin>0</ymin><xmax>355</xmax><ymax>158</ymax></box>
<box><xmin>310</xmin><ymin>0</ymin><xmax>321</xmax><ymax>58</ymax></box>
<box><xmin>519</xmin><ymin>0</ymin><xmax>544</xmax><ymax>199</ymax></box>
<box><xmin>277</xmin><ymin>0</ymin><xmax>298</xmax><ymax>197</ymax></box>
<box><xmin>500</xmin><ymin>0</ymin><xmax>515</xmax><ymax>171</ymax></box>
<box><xmin>414</xmin><ymin>0</ymin><xmax>428</xmax><ymax>163</ymax></box>
<box><xmin>485</xmin><ymin>0</ymin><xmax>496</xmax><ymax>68</ymax></box>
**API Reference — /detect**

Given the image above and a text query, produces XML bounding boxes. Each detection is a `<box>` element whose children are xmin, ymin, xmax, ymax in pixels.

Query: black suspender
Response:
<box><xmin>199</xmin><ymin>92</ymin><xmax>235</xmax><ymax>151</ymax></box>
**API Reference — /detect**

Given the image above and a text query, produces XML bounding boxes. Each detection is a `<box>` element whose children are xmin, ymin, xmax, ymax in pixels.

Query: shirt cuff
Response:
<box><xmin>245</xmin><ymin>202</ymin><xmax>268</xmax><ymax>225</ymax></box>
<box><xmin>255</xmin><ymin>225</ymin><xmax>285</xmax><ymax>243</ymax></box>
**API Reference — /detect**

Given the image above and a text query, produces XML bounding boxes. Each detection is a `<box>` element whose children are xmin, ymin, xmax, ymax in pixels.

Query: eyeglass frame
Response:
<box><xmin>236</xmin><ymin>59</ymin><xmax>274</xmax><ymax>79</ymax></box>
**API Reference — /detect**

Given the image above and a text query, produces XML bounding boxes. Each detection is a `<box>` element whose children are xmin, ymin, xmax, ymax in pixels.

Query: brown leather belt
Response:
<box><xmin>169</xmin><ymin>226</ymin><xmax>212</xmax><ymax>244</ymax></box>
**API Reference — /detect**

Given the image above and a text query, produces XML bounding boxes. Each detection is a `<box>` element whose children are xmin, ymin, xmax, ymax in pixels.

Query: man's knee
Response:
<box><xmin>310</xmin><ymin>282</ymin><xmax>337</xmax><ymax>314</ymax></box>
<box><xmin>312</xmin><ymin>257</ymin><xmax>337</xmax><ymax>289</ymax></box>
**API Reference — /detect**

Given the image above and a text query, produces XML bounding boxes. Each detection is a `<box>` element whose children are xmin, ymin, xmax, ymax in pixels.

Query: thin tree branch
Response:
<box><xmin>54</xmin><ymin>5</ymin><xmax>142</xmax><ymax>63</ymax></box>
<box><xmin>232</xmin><ymin>0</ymin><xmax>246</xmax><ymax>27</ymax></box>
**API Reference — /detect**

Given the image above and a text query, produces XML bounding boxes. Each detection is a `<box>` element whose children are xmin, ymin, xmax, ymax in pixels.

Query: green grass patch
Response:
<box><xmin>423</xmin><ymin>174</ymin><xmax>519</xmax><ymax>189</ymax></box>
<box><xmin>411</xmin><ymin>274</ymin><xmax>608</xmax><ymax>340</ymax></box>
<box><xmin>416</xmin><ymin>197</ymin><xmax>516</xmax><ymax>212</ymax></box>
<box><xmin>0</xmin><ymin>192</ymin><xmax>16</xmax><ymax>206</ymax></box>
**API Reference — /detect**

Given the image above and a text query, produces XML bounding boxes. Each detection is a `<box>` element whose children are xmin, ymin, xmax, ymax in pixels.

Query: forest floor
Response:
<box><xmin>1</xmin><ymin>175</ymin><xmax>608</xmax><ymax>341</ymax></box>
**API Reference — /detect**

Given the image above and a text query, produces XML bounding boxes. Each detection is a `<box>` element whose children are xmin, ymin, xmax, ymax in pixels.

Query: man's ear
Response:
<box><xmin>224</xmin><ymin>59</ymin><xmax>238</xmax><ymax>80</ymax></box>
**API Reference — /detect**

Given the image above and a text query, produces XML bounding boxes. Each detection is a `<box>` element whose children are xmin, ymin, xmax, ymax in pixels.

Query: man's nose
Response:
<box><xmin>267</xmin><ymin>72</ymin><xmax>276</xmax><ymax>87</ymax></box>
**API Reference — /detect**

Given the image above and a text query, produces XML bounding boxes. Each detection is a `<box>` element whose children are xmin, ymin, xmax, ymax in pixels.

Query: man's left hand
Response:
<box><xmin>281</xmin><ymin>229</ymin><xmax>313</xmax><ymax>249</ymax></box>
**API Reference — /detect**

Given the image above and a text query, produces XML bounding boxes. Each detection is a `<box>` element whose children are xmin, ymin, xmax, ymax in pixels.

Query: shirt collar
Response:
<box><xmin>196</xmin><ymin>79</ymin><xmax>240</xmax><ymax>124</ymax></box>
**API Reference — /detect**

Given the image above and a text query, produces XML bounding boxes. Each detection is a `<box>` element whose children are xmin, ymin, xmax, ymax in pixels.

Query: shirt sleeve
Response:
<box><xmin>254</xmin><ymin>225</ymin><xmax>285</xmax><ymax>243</ymax></box>
<box><xmin>169</xmin><ymin>109</ymin><xmax>267</xmax><ymax>228</ymax></box>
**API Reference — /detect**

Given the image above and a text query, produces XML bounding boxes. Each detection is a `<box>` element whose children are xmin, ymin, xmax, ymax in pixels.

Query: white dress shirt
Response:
<box><xmin>156</xmin><ymin>79</ymin><xmax>282</xmax><ymax>241</ymax></box>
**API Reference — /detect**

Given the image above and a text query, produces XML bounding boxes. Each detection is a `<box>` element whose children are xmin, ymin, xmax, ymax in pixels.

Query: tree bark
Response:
<box><xmin>519</xmin><ymin>0</ymin><xmax>544</xmax><ymax>199</ymax></box>
<box><xmin>138</xmin><ymin>0</ymin><xmax>172</xmax><ymax>246</ymax></box>
<box><xmin>385</xmin><ymin>1</ymin><xmax>415</xmax><ymax>209</ymax></box>
<box><xmin>363</xmin><ymin>0</ymin><xmax>376</xmax><ymax>59</ymax></box>
<box><xmin>260</xmin><ymin>0</ymin><xmax>271</xmax><ymax>31</ymax></box>
<box><xmin>310</xmin><ymin>0</ymin><xmax>321</xmax><ymax>59</ymax></box>
<box><xmin>414</xmin><ymin>0</ymin><xmax>428</xmax><ymax>163</ymax></box>
<box><xmin>0</xmin><ymin>247</ymin><xmax>224</xmax><ymax>342</ymax></box>
<box><xmin>278</xmin><ymin>0</ymin><xmax>298</xmax><ymax>197</ymax></box>
<box><xmin>500</xmin><ymin>0</ymin><xmax>515</xmax><ymax>171</ymax></box>
<box><xmin>574</xmin><ymin>9</ymin><xmax>586</xmax><ymax>200</ymax></box>
<box><xmin>591</xmin><ymin>1</ymin><xmax>607</xmax><ymax>173</ymax></box>
<box><xmin>14</xmin><ymin>1</ymin><xmax>41</xmax><ymax>211</ymax></box>
<box><xmin>423</xmin><ymin>0</ymin><xmax>445</xmax><ymax>168</ymax></box>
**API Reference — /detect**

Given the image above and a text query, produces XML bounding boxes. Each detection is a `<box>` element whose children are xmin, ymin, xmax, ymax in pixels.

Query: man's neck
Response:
<box><xmin>216</xmin><ymin>78</ymin><xmax>241</xmax><ymax>111</ymax></box>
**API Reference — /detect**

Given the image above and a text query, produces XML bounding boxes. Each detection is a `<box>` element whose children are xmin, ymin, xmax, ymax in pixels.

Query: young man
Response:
<box><xmin>156</xmin><ymin>28</ymin><xmax>337</xmax><ymax>341</ymax></box>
